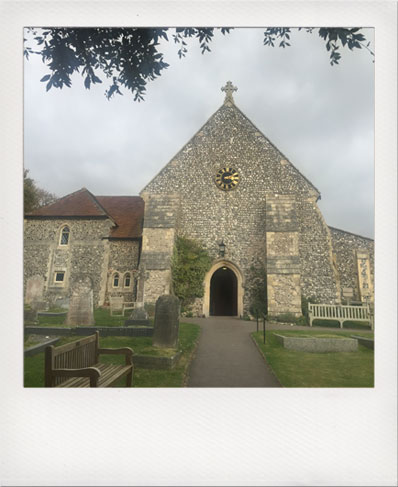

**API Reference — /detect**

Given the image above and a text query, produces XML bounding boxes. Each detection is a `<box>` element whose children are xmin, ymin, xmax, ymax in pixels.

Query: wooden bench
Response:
<box><xmin>308</xmin><ymin>303</ymin><xmax>371</xmax><ymax>329</ymax></box>
<box><xmin>109</xmin><ymin>296</ymin><xmax>135</xmax><ymax>316</ymax></box>
<box><xmin>45</xmin><ymin>332</ymin><xmax>133</xmax><ymax>387</ymax></box>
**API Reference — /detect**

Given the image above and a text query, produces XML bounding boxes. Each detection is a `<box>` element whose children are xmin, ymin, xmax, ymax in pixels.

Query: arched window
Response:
<box><xmin>124</xmin><ymin>273</ymin><xmax>131</xmax><ymax>288</ymax></box>
<box><xmin>113</xmin><ymin>273</ymin><xmax>119</xmax><ymax>288</ymax></box>
<box><xmin>59</xmin><ymin>226</ymin><xmax>70</xmax><ymax>246</ymax></box>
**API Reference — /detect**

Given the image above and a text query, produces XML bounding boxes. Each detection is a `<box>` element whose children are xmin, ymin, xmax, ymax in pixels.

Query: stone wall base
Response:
<box><xmin>267</xmin><ymin>274</ymin><xmax>301</xmax><ymax>316</ymax></box>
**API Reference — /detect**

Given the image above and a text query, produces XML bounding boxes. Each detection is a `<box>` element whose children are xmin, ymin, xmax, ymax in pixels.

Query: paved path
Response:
<box><xmin>185</xmin><ymin>317</ymin><xmax>281</xmax><ymax>388</ymax></box>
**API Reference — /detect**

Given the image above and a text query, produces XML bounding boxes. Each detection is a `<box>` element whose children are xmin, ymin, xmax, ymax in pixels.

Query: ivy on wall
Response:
<box><xmin>171</xmin><ymin>236</ymin><xmax>212</xmax><ymax>310</ymax></box>
<box><xmin>248</xmin><ymin>265</ymin><xmax>268</xmax><ymax>316</ymax></box>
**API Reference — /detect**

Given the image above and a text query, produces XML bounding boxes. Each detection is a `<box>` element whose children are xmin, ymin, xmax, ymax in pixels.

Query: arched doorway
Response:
<box><xmin>203</xmin><ymin>261</ymin><xmax>243</xmax><ymax>317</ymax></box>
<box><xmin>210</xmin><ymin>267</ymin><xmax>237</xmax><ymax>316</ymax></box>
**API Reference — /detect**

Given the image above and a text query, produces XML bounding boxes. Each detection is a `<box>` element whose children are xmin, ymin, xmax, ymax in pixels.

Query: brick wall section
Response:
<box><xmin>24</xmin><ymin>218</ymin><xmax>113</xmax><ymax>307</ymax></box>
<box><xmin>329</xmin><ymin>227</ymin><xmax>374</xmax><ymax>301</ymax></box>
<box><xmin>141</xmin><ymin>102</ymin><xmax>339</xmax><ymax>313</ymax></box>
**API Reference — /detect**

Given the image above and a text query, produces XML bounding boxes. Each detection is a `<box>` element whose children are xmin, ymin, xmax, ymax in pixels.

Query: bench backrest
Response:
<box><xmin>308</xmin><ymin>303</ymin><xmax>370</xmax><ymax>320</ymax></box>
<box><xmin>45</xmin><ymin>332</ymin><xmax>99</xmax><ymax>386</ymax></box>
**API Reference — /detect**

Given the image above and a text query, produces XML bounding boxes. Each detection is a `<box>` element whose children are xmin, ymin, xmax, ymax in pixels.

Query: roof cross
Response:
<box><xmin>221</xmin><ymin>81</ymin><xmax>237</xmax><ymax>104</ymax></box>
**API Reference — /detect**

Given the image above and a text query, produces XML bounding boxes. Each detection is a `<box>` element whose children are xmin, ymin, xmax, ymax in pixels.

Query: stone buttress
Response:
<box><xmin>137</xmin><ymin>193</ymin><xmax>180</xmax><ymax>304</ymax></box>
<box><xmin>266</xmin><ymin>194</ymin><xmax>301</xmax><ymax>316</ymax></box>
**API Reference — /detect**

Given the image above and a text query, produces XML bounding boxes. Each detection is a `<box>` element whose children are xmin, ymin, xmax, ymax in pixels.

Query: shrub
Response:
<box><xmin>171</xmin><ymin>236</ymin><xmax>212</xmax><ymax>311</ymax></box>
<box><xmin>248</xmin><ymin>265</ymin><xmax>268</xmax><ymax>317</ymax></box>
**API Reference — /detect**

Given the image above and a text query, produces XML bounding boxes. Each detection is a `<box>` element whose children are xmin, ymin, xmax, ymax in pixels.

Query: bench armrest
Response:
<box><xmin>98</xmin><ymin>347</ymin><xmax>134</xmax><ymax>365</ymax></box>
<box><xmin>52</xmin><ymin>367</ymin><xmax>101</xmax><ymax>387</ymax></box>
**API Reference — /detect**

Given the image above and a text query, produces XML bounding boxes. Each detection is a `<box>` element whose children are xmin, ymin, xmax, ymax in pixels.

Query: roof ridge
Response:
<box><xmin>84</xmin><ymin>189</ymin><xmax>117</xmax><ymax>225</ymax></box>
<box><xmin>140</xmin><ymin>107</ymin><xmax>223</xmax><ymax>194</ymax></box>
<box><xmin>232</xmin><ymin>102</ymin><xmax>320</xmax><ymax>197</ymax></box>
<box><xmin>96</xmin><ymin>195</ymin><xmax>143</xmax><ymax>199</ymax></box>
<box><xmin>29</xmin><ymin>187</ymin><xmax>86</xmax><ymax>213</ymax></box>
<box><xmin>140</xmin><ymin>101</ymin><xmax>320</xmax><ymax>197</ymax></box>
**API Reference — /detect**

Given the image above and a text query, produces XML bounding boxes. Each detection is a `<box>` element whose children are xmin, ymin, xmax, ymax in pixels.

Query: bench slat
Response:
<box><xmin>56</xmin><ymin>364</ymin><xmax>131</xmax><ymax>388</ymax></box>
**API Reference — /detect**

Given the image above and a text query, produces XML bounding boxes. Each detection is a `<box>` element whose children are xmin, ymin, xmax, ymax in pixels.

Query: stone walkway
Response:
<box><xmin>185</xmin><ymin>316</ymin><xmax>281</xmax><ymax>387</ymax></box>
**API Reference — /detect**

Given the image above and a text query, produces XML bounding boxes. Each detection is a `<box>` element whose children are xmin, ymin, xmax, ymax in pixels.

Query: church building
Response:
<box><xmin>24</xmin><ymin>82</ymin><xmax>374</xmax><ymax>317</ymax></box>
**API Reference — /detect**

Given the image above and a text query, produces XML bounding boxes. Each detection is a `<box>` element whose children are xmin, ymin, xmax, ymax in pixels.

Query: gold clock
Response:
<box><xmin>215</xmin><ymin>167</ymin><xmax>240</xmax><ymax>191</ymax></box>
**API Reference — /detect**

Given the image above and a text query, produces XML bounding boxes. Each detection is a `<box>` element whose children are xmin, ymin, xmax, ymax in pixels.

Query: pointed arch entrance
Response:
<box><xmin>203</xmin><ymin>261</ymin><xmax>244</xmax><ymax>317</ymax></box>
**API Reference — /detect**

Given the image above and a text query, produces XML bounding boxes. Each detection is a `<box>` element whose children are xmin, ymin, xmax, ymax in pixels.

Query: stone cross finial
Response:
<box><xmin>221</xmin><ymin>81</ymin><xmax>237</xmax><ymax>104</ymax></box>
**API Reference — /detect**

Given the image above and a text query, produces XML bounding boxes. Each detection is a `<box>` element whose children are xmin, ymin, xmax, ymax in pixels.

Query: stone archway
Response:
<box><xmin>203</xmin><ymin>261</ymin><xmax>244</xmax><ymax>317</ymax></box>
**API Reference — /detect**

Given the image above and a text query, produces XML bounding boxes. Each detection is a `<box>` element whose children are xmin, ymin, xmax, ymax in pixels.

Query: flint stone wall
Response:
<box><xmin>24</xmin><ymin>218</ymin><xmax>113</xmax><ymax>307</ymax></box>
<box><xmin>141</xmin><ymin>103</ymin><xmax>338</xmax><ymax>312</ymax></box>
<box><xmin>329</xmin><ymin>227</ymin><xmax>374</xmax><ymax>301</ymax></box>
<box><xmin>107</xmin><ymin>240</ymin><xmax>140</xmax><ymax>303</ymax></box>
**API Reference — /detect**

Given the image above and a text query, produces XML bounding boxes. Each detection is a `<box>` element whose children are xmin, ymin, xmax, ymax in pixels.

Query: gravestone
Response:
<box><xmin>152</xmin><ymin>295</ymin><xmax>180</xmax><ymax>348</ymax></box>
<box><xmin>24</xmin><ymin>308</ymin><xmax>38</xmax><ymax>325</ymax></box>
<box><xmin>125</xmin><ymin>302</ymin><xmax>150</xmax><ymax>327</ymax></box>
<box><xmin>66</xmin><ymin>277</ymin><xmax>94</xmax><ymax>327</ymax></box>
<box><xmin>25</xmin><ymin>275</ymin><xmax>44</xmax><ymax>305</ymax></box>
<box><xmin>54</xmin><ymin>296</ymin><xmax>70</xmax><ymax>310</ymax></box>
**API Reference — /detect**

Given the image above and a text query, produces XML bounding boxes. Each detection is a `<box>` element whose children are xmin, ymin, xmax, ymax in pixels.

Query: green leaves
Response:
<box><xmin>264</xmin><ymin>27</ymin><xmax>373</xmax><ymax>66</ymax></box>
<box><xmin>24</xmin><ymin>169</ymin><xmax>57</xmax><ymax>213</ymax></box>
<box><xmin>25</xmin><ymin>26</ymin><xmax>373</xmax><ymax>101</ymax></box>
<box><xmin>25</xmin><ymin>27</ymin><xmax>228</xmax><ymax>101</ymax></box>
<box><xmin>171</xmin><ymin>236</ymin><xmax>212</xmax><ymax>310</ymax></box>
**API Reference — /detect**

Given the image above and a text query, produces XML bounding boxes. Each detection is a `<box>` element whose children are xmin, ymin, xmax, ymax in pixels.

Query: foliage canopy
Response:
<box><xmin>24</xmin><ymin>27</ymin><xmax>373</xmax><ymax>101</ymax></box>
<box><xmin>24</xmin><ymin>169</ymin><xmax>57</xmax><ymax>213</ymax></box>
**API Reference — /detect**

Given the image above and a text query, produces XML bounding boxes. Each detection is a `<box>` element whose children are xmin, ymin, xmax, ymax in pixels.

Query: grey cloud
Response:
<box><xmin>24</xmin><ymin>27</ymin><xmax>374</xmax><ymax>237</ymax></box>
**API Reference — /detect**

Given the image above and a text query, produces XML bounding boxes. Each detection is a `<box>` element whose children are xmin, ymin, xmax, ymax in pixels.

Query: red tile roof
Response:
<box><xmin>96</xmin><ymin>196</ymin><xmax>144</xmax><ymax>238</ymax></box>
<box><xmin>26</xmin><ymin>188</ymin><xmax>144</xmax><ymax>239</ymax></box>
<box><xmin>27</xmin><ymin>188</ymin><xmax>109</xmax><ymax>218</ymax></box>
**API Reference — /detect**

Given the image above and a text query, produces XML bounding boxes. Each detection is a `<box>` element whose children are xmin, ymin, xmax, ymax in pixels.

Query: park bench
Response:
<box><xmin>308</xmin><ymin>303</ymin><xmax>371</xmax><ymax>329</ymax></box>
<box><xmin>109</xmin><ymin>296</ymin><xmax>135</xmax><ymax>316</ymax></box>
<box><xmin>45</xmin><ymin>332</ymin><xmax>133</xmax><ymax>387</ymax></box>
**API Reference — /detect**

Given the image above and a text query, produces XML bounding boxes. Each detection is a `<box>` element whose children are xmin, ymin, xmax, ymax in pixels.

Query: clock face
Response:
<box><xmin>215</xmin><ymin>167</ymin><xmax>240</xmax><ymax>191</ymax></box>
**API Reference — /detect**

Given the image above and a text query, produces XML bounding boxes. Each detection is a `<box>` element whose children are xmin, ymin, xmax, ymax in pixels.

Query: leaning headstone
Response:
<box><xmin>125</xmin><ymin>302</ymin><xmax>150</xmax><ymax>326</ymax></box>
<box><xmin>66</xmin><ymin>277</ymin><xmax>94</xmax><ymax>327</ymax></box>
<box><xmin>152</xmin><ymin>295</ymin><xmax>180</xmax><ymax>348</ymax></box>
<box><xmin>25</xmin><ymin>275</ymin><xmax>44</xmax><ymax>305</ymax></box>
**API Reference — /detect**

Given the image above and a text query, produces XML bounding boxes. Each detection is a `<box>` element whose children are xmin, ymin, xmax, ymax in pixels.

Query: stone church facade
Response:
<box><xmin>24</xmin><ymin>82</ymin><xmax>374</xmax><ymax>317</ymax></box>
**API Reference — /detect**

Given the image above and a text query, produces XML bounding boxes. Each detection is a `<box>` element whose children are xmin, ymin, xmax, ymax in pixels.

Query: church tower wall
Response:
<box><xmin>141</xmin><ymin>95</ymin><xmax>340</xmax><ymax>316</ymax></box>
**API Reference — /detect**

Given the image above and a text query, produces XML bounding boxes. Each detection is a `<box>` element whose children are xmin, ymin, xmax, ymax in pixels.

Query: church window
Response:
<box><xmin>60</xmin><ymin>226</ymin><xmax>70</xmax><ymax>246</ymax></box>
<box><xmin>113</xmin><ymin>273</ymin><xmax>119</xmax><ymax>287</ymax></box>
<box><xmin>124</xmin><ymin>273</ymin><xmax>131</xmax><ymax>288</ymax></box>
<box><xmin>54</xmin><ymin>271</ymin><xmax>65</xmax><ymax>283</ymax></box>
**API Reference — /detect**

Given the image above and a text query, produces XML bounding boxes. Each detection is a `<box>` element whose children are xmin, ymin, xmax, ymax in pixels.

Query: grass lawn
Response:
<box><xmin>36</xmin><ymin>307</ymin><xmax>149</xmax><ymax>327</ymax></box>
<box><xmin>24</xmin><ymin>322</ymin><xmax>200</xmax><ymax>387</ymax></box>
<box><xmin>252</xmin><ymin>329</ymin><xmax>374</xmax><ymax>387</ymax></box>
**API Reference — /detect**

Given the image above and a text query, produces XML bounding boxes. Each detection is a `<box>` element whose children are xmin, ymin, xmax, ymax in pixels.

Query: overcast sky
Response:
<box><xmin>24</xmin><ymin>27</ymin><xmax>374</xmax><ymax>238</ymax></box>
